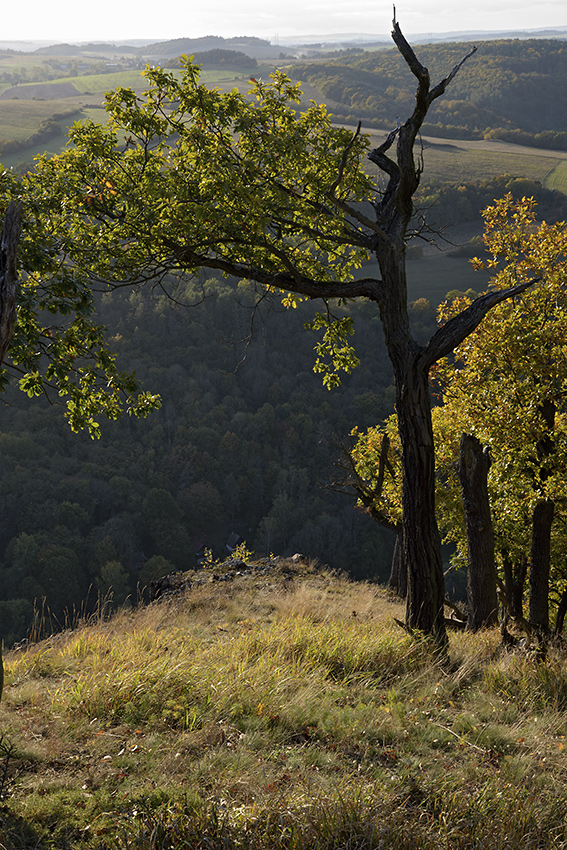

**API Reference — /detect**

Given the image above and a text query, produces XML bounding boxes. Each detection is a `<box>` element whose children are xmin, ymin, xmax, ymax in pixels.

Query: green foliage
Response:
<box><xmin>306</xmin><ymin>312</ymin><xmax>360</xmax><ymax>389</ymax></box>
<box><xmin>0</xmin><ymin>58</ymin><xmax>380</xmax><ymax>411</ymax></box>
<box><xmin>432</xmin><ymin>196</ymin><xmax>567</xmax><ymax>587</ymax></box>
<box><xmin>0</xmin><ymin>162</ymin><xmax>161</xmax><ymax>436</ymax></box>
<box><xmin>25</xmin><ymin>59</ymin><xmax>371</xmax><ymax>288</ymax></box>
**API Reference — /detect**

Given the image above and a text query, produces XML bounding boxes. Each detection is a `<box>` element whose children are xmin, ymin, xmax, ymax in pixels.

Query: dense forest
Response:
<box><xmin>292</xmin><ymin>39</ymin><xmax>567</xmax><ymax>147</ymax></box>
<box><xmin>0</xmin><ymin>276</ymin><xmax>443</xmax><ymax>645</ymax></box>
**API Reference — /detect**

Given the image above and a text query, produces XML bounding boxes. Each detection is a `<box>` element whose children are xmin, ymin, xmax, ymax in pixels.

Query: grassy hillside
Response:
<box><xmin>1</xmin><ymin>557</ymin><xmax>566</xmax><ymax>849</ymax></box>
<box><xmin>545</xmin><ymin>160</ymin><xmax>567</xmax><ymax>193</ymax></box>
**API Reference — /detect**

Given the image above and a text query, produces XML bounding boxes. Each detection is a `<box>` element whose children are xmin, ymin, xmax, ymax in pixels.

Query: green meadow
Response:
<box><xmin>545</xmin><ymin>160</ymin><xmax>567</xmax><ymax>194</ymax></box>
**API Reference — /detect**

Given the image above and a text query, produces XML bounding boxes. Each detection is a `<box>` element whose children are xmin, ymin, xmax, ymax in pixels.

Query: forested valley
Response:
<box><xmin>4</xmin><ymin>26</ymin><xmax>567</xmax><ymax>848</ymax></box>
<box><xmin>0</xmin><ymin>273</ymin><xmax>431</xmax><ymax>646</ymax></box>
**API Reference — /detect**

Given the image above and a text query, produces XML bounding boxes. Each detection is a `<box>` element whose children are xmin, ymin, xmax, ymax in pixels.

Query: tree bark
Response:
<box><xmin>529</xmin><ymin>499</ymin><xmax>555</xmax><ymax>632</ymax></box>
<box><xmin>0</xmin><ymin>201</ymin><xmax>23</xmax><ymax>367</ymax></box>
<box><xmin>375</xmin><ymin>247</ymin><xmax>446</xmax><ymax>639</ymax></box>
<box><xmin>388</xmin><ymin>530</ymin><xmax>407</xmax><ymax>598</ymax></box>
<box><xmin>502</xmin><ymin>551</ymin><xmax>527</xmax><ymax>621</ymax></box>
<box><xmin>528</xmin><ymin>399</ymin><xmax>556</xmax><ymax>634</ymax></box>
<box><xmin>396</xmin><ymin>361</ymin><xmax>446</xmax><ymax>641</ymax></box>
<box><xmin>458</xmin><ymin>433</ymin><xmax>498</xmax><ymax>629</ymax></box>
<box><xmin>554</xmin><ymin>586</ymin><xmax>567</xmax><ymax>636</ymax></box>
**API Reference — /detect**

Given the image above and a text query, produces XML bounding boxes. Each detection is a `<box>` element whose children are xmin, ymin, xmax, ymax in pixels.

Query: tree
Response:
<box><xmin>432</xmin><ymin>196</ymin><xmax>567</xmax><ymax>634</ymax></box>
<box><xmin>457</xmin><ymin>433</ymin><xmax>498</xmax><ymax>629</ymax></box>
<box><xmin>6</xmin><ymin>16</ymin><xmax>536</xmax><ymax>642</ymax></box>
<box><xmin>348</xmin><ymin>195</ymin><xmax>567</xmax><ymax>633</ymax></box>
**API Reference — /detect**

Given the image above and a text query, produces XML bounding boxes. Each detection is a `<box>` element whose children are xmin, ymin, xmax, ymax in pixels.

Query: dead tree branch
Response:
<box><xmin>0</xmin><ymin>201</ymin><xmax>23</xmax><ymax>367</ymax></box>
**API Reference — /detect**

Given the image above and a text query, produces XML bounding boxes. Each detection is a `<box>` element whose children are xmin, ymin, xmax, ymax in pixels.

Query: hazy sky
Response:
<box><xmin>5</xmin><ymin>0</ymin><xmax>567</xmax><ymax>44</ymax></box>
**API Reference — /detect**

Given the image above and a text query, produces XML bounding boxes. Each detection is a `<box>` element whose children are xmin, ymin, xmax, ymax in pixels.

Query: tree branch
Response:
<box><xmin>328</xmin><ymin>433</ymin><xmax>399</xmax><ymax>531</ymax></box>
<box><xmin>172</xmin><ymin>245</ymin><xmax>386</xmax><ymax>302</ymax></box>
<box><xmin>369</xmin><ymin>21</ymin><xmax>478</xmax><ymax>230</ymax></box>
<box><xmin>419</xmin><ymin>278</ymin><xmax>540</xmax><ymax>371</ymax></box>
<box><xmin>0</xmin><ymin>201</ymin><xmax>22</xmax><ymax>367</ymax></box>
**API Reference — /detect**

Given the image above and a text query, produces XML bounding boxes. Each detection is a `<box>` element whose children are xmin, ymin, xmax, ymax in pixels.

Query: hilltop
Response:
<box><xmin>0</xmin><ymin>555</ymin><xmax>566</xmax><ymax>848</ymax></box>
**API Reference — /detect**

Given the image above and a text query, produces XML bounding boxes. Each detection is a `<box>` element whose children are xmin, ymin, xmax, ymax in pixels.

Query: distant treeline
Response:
<box><xmin>191</xmin><ymin>49</ymin><xmax>257</xmax><ymax>68</ymax></box>
<box><xmin>418</xmin><ymin>173</ymin><xmax>567</xmax><ymax>229</ymax></box>
<box><xmin>142</xmin><ymin>35</ymin><xmax>271</xmax><ymax>58</ymax></box>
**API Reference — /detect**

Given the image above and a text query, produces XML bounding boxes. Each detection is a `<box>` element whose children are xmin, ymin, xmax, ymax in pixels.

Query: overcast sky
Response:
<box><xmin>4</xmin><ymin>0</ymin><xmax>567</xmax><ymax>44</ymax></box>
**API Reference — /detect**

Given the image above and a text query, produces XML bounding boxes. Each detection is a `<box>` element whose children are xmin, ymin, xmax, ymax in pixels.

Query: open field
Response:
<box><xmin>1</xmin><ymin>557</ymin><xmax>567</xmax><ymax>849</ymax></box>
<box><xmin>545</xmin><ymin>160</ymin><xmax>567</xmax><ymax>194</ymax></box>
<box><xmin>407</xmin><ymin>252</ymin><xmax>490</xmax><ymax>302</ymax></box>
<box><xmin>363</xmin><ymin>131</ymin><xmax>567</xmax><ymax>188</ymax></box>
<box><xmin>0</xmin><ymin>98</ymin><xmax>83</xmax><ymax>140</ymax></box>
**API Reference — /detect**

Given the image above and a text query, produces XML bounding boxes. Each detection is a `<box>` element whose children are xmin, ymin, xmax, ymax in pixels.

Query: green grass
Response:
<box><xmin>1</xmin><ymin>558</ymin><xmax>567</xmax><ymax>848</ymax></box>
<box><xmin>545</xmin><ymin>160</ymin><xmax>567</xmax><ymax>195</ymax></box>
<box><xmin>422</xmin><ymin>144</ymin><xmax>562</xmax><ymax>186</ymax></box>
<box><xmin>32</xmin><ymin>66</ymin><xmax>260</xmax><ymax>97</ymax></box>
<box><xmin>0</xmin><ymin>98</ymin><xmax>84</xmax><ymax>140</ymax></box>
<box><xmin>22</xmin><ymin>69</ymin><xmax>148</xmax><ymax>95</ymax></box>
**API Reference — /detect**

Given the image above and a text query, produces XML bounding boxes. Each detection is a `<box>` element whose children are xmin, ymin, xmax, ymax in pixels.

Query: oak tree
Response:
<box><xmin>7</xmin><ymin>17</ymin><xmax>535</xmax><ymax>642</ymax></box>
<box><xmin>433</xmin><ymin>195</ymin><xmax>567</xmax><ymax>634</ymax></box>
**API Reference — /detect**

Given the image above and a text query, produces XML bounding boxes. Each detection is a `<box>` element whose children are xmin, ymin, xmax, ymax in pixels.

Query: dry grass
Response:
<box><xmin>1</xmin><ymin>559</ymin><xmax>567</xmax><ymax>848</ymax></box>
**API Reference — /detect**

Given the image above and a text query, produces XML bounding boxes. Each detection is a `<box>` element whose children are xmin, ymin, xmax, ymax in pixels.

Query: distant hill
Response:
<box><xmin>139</xmin><ymin>36</ymin><xmax>284</xmax><ymax>60</ymax></box>
<box><xmin>292</xmin><ymin>39</ymin><xmax>567</xmax><ymax>146</ymax></box>
<box><xmin>191</xmin><ymin>49</ymin><xmax>257</xmax><ymax>69</ymax></box>
<box><xmin>280</xmin><ymin>27</ymin><xmax>567</xmax><ymax>47</ymax></box>
<box><xmin>34</xmin><ymin>42</ymin><xmax>138</xmax><ymax>55</ymax></box>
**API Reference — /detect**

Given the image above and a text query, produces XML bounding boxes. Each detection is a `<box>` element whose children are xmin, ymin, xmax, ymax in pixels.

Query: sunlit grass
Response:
<box><xmin>545</xmin><ymin>160</ymin><xmax>567</xmax><ymax>194</ymax></box>
<box><xmin>2</xmin><ymin>560</ymin><xmax>567</xmax><ymax>848</ymax></box>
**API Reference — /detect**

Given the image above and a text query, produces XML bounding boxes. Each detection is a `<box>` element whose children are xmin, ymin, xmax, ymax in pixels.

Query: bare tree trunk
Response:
<box><xmin>388</xmin><ymin>529</ymin><xmax>407</xmax><ymax>598</ymax></box>
<box><xmin>528</xmin><ymin>400</ymin><xmax>556</xmax><ymax>634</ymax></box>
<box><xmin>0</xmin><ymin>201</ymin><xmax>22</xmax><ymax>367</ymax></box>
<box><xmin>0</xmin><ymin>200</ymin><xmax>22</xmax><ymax>702</ymax></box>
<box><xmin>458</xmin><ymin>433</ymin><xmax>498</xmax><ymax>629</ymax></box>
<box><xmin>529</xmin><ymin>499</ymin><xmax>555</xmax><ymax>633</ymax></box>
<box><xmin>375</xmin><ymin>243</ymin><xmax>447</xmax><ymax>644</ymax></box>
<box><xmin>397</xmin><ymin>364</ymin><xmax>446</xmax><ymax>641</ymax></box>
<box><xmin>502</xmin><ymin>551</ymin><xmax>528</xmax><ymax>621</ymax></box>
